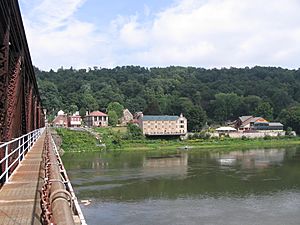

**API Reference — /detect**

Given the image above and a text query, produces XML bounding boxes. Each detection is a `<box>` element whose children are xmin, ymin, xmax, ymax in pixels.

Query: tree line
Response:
<box><xmin>35</xmin><ymin>66</ymin><xmax>300</xmax><ymax>133</ymax></box>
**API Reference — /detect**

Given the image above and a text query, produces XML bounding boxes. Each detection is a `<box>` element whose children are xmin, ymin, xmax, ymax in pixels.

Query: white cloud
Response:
<box><xmin>113</xmin><ymin>0</ymin><xmax>300</xmax><ymax>68</ymax></box>
<box><xmin>20</xmin><ymin>0</ymin><xmax>300</xmax><ymax>70</ymax></box>
<box><xmin>21</xmin><ymin>0</ymin><xmax>114</xmax><ymax>70</ymax></box>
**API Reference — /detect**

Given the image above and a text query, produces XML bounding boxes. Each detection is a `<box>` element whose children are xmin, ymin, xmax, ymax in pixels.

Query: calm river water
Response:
<box><xmin>62</xmin><ymin>147</ymin><xmax>300</xmax><ymax>225</ymax></box>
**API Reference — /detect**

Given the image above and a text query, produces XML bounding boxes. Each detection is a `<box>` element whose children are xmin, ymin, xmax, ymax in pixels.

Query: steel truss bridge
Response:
<box><xmin>0</xmin><ymin>0</ymin><xmax>44</xmax><ymax>176</ymax></box>
<box><xmin>0</xmin><ymin>1</ymin><xmax>86</xmax><ymax>224</ymax></box>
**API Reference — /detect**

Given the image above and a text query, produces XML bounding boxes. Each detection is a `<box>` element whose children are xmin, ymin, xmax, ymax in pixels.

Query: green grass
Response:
<box><xmin>94</xmin><ymin>127</ymin><xmax>300</xmax><ymax>151</ymax></box>
<box><xmin>55</xmin><ymin>128</ymin><xmax>103</xmax><ymax>152</ymax></box>
<box><xmin>56</xmin><ymin>127</ymin><xmax>300</xmax><ymax>152</ymax></box>
<box><xmin>111</xmin><ymin>126</ymin><xmax>127</xmax><ymax>133</ymax></box>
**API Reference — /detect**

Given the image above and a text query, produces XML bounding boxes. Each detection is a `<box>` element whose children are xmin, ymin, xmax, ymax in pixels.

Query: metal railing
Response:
<box><xmin>40</xmin><ymin>130</ymin><xmax>87</xmax><ymax>225</ymax></box>
<box><xmin>0</xmin><ymin>127</ymin><xmax>45</xmax><ymax>183</ymax></box>
<box><xmin>50</xmin><ymin>134</ymin><xmax>87</xmax><ymax>225</ymax></box>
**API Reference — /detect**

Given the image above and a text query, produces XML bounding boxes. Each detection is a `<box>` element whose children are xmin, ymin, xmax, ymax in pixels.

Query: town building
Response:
<box><xmin>52</xmin><ymin>110</ymin><xmax>68</xmax><ymax>127</ymax></box>
<box><xmin>139</xmin><ymin>113</ymin><xmax>187</xmax><ymax>136</ymax></box>
<box><xmin>234</xmin><ymin>115</ymin><xmax>284</xmax><ymax>132</ymax></box>
<box><xmin>253</xmin><ymin>122</ymin><xmax>284</xmax><ymax>132</ymax></box>
<box><xmin>120</xmin><ymin>109</ymin><xmax>133</xmax><ymax>126</ymax></box>
<box><xmin>234</xmin><ymin>116</ymin><xmax>268</xmax><ymax>131</ymax></box>
<box><xmin>68</xmin><ymin>115</ymin><xmax>82</xmax><ymax>127</ymax></box>
<box><xmin>84</xmin><ymin>111</ymin><xmax>108</xmax><ymax>127</ymax></box>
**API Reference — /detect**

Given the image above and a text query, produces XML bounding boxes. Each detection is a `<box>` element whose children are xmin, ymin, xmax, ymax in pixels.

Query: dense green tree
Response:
<box><xmin>108</xmin><ymin>111</ymin><xmax>118</xmax><ymax>126</ymax></box>
<box><xmin>35</xmin><ymin>66</ymin><xmax>300</xmax><ymax>128</ymax></box>
<box><xmin>107</xmin><ymin>102</ymin><xmax>124</xmax><ymax>119</ymax></box>
<box><xmin>124</xmin><ymin>97</ymin><xmax>146</xmax><ymax>112</ymax></box>
<box><xmin>68</xmin><ymin>104</ymin><xmax>78</xmax><ymax>114</ymax></box>
<box><xmin>242</xmin><ymin>95</ymin><xmax>262</xmax><ymax>116</ymax></box>
<box><xmin>38</xmin><ymin>80</ymin><xmax>62</xmax><ymax>113</ymax></box>
<box><xmin>127</xmin><ymin>123</ymin><xmax>143</xmax><ymax>139</ymax></box>
<box><xmin>185</xmin><ymin>107</ymin><xmax>207</xmax><ymax>131</ymax></box>
<box><xmin>79</xmin><ymin>107</ymin><xmax>86</xmax><ymax>117</ymax></box>
<box><xmin>80</xmin><ymin>93</ymin><xmax>98</xmax><ymax>111</ymax></box>
<box><xmin>271</xmin><ymin>91</ymin><xmax>292</xmax><ymax>117</ymax></box>
<box><xmin>211</xmin><ymin>93</ymin><xmax>242</xmax><ymax>122</ymax></box>
<box><xmin>166</xmin><ymin>97</ymin><xmax>194</xmax><ymax>115</ymax></box>
<box><xmin>279</xmin><ymin>106</ymin><xmax>300</xmax><ymax>134</ymax></box>
<box><xmin>255</xmin><ymin>102</ymin><xmax>273</xmax><ymax>120</ymax></box>
<box><xmin>143</xmin><ymin>99</ymin><xmax>161</xmax><ymax>115</ymax></box>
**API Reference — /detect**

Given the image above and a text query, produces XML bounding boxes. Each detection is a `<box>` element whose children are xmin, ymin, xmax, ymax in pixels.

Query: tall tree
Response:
<box><xmin>107</xmin><ymin>102</ymin><xmax>124</xmax><ymax>119</ymax></box>
<box><xmin>143</xmin><ymin>99</ymin><xmax>161</xmax><ymax>115</ymax></box>
<box><xmin>185</xmin><ymin>106</ymin><xmax>207</xmax><ymax>131</ymax></box>
<box><xmin>279</xmin><ymin>106</ymin><xmax>300</xmax><ymax>134</ymax></box>
<box><xmin>108</xmin><ymin>111</ymin><xmax>118</xmax><ymax>126</ymax></box>
<box><xmin>38</xmin><ymin>80</ymin><xmax>62</xmax><ymax>113</ymax></box>
<box><xmin>211</xmin><ymin>93</ymin><xmax>242</xmax><ymax>122</ymax></box>
<box><xmin>255</xmin><ymin>102</ymin><xmax>273</xmax><ymax>120</ymax></box>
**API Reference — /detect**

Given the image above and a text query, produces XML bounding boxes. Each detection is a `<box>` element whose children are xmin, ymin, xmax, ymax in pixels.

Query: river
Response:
<box><xmin>62</xmin><ymin>147</ymin><xmax>300</xmax><ymax>225</ymax></box>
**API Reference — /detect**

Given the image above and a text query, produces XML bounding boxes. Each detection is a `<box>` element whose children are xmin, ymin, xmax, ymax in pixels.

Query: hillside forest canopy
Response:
<box><xmin>35</xmin><ymin>66</ymin><xmax>300</xmax><ymax>133</ymax></box>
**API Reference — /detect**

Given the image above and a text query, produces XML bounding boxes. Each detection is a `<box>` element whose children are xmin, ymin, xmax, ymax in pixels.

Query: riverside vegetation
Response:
<box><xmin>37</xmin><ymin>66</ymin><xmax>300</xmax><ymax>134</ymax></box>
<box><xmin>56</xmin><ymin>127</ymin><xmax>300</xmax><ymax>152</ymax></box>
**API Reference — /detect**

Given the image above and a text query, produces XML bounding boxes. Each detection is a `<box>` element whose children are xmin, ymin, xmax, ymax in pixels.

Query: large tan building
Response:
<box><xmin>139</xmin><ymin>114</ymin><xmax>187</xmax><ymax>136</ymax></box>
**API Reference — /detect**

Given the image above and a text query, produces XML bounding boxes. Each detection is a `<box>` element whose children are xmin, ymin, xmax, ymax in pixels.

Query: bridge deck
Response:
<box><xmin>0</xmin><ymin>132</ymin><xmax>45</xmax><ymax>225</ymax></box>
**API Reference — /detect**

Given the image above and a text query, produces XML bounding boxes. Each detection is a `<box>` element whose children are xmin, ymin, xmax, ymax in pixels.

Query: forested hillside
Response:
<box><xmin>36</xmin><ymin>66</ymin><xmax>300</xmax><ymax>132</ymax></box>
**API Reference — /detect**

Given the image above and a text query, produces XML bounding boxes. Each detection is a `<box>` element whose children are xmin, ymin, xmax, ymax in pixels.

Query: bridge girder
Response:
<box><xmin>0</xmin><ymin>0</ymin><xmax>45</xmax><ymax>176</ymax></box>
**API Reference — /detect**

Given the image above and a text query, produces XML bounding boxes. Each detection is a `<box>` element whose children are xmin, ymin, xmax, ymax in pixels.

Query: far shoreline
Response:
<box><xmin>55</xmin><ymin>128</ymin><xmax>300</xmax><ymax>153</ymax></box>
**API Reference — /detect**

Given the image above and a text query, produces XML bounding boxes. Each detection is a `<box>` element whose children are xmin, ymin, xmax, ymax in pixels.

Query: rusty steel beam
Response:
<box><xmin>0</xmin><ymin>6</ymin><xmax>10</xmax><ymax>142</ymax></box>
<box><xmin>5</xmin><ymin>55</ymin><xmax>22</xmax><ymax>141</ymax></box>
<box><xmin>0</xmin><ymin>0</ymin><xmax>45</xmax><ymax>179</ymax></box>
<box><xmin>0</xmin><ymin>0</ymin><xmax>45</xmax><ymax>144</ymax></box>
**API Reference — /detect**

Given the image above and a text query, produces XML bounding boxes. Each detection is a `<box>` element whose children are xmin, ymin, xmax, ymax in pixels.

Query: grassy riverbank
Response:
<box><xmin>116</xmin><ymin>137</ymin><xmax>300</xmax><ymax>151</ymax></box>
<box><xmin>95</xmin><ymin>127</ymin><xmax>300</xmax><ymax>151</ymax></box>
<box><xmin>56</xmin><ymin>128</ymin><xmax>103</xmax><ymax>152</ymax></box>
<box><xmin>55</xmin><ymin>127</ymin><xmax>300</xmax><ymax>152</ymax></box>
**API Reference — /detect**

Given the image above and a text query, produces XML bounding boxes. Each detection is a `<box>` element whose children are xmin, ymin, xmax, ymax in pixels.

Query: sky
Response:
<box><xmin>19</xmin><ymin>0</ymin><xmax>300</xmax><ymax>71</ymax></box>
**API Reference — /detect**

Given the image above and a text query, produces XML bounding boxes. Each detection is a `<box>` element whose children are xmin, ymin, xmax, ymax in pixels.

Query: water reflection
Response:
<box><xmin>215</xmin><ymin>149</ymin><xmax>285</xmax><ymax>169</ymax></box>
<box><xmin>62</xmin><ymin>147</ymin><xmax>300</xmax><ymax>225</ymax></box>
<box><xmin>142</xmin><ymin>153</ymin><xmax>188</xmax><ymax>177</ymax></box>
<box><xmin>63</xmin><ymin>147</ymin><xmax>300</xmax><ymax>200</ymax></box>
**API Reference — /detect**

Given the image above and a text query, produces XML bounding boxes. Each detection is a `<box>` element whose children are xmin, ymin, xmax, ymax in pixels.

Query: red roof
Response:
<box><xmin>88</xmin><ymin>111</ymin><xmax>108</xmax><ymax>117</ymax></box>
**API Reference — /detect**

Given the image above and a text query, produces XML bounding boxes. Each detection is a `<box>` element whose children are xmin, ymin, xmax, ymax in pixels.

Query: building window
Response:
<box><xmin>180</xmin><ymin>125</ymin><xmax>184</xmax><ymax>128</ymax></box>
<box><xmin>180</xmin><ymin>120</ymin><xmax>184</xmax><ymax>123</ymax></box>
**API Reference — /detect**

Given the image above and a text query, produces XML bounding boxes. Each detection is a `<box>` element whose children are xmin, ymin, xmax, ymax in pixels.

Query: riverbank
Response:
<box><xmin>55</xmin><ymin>127</ymin><xmax>300</xmax><ymax>152</ymax></box>
<box><xmin>55</xmin><ymin>128</ymin><xmax>103</xmax><ymax>152</ymax></box>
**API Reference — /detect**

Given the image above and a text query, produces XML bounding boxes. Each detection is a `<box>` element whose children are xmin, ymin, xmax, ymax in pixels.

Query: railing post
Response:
<box><xmin>5</xmin><ymin>145</ymin><xmax>8</xmax><ymax>182</ymax></box>
<box><xmin>18</xmin><ymin>138</ymin><xmax>21</xmax><ymax>163</ymax></box>
<box><xmin>21</xmin><ymin>136</ymin><xmax>24</xmax><ymax>161</ymax></box>
<box><xmin>29</xmin><ymin>133</ymin><xmax>32</xmax><ymax>149</ymax></box>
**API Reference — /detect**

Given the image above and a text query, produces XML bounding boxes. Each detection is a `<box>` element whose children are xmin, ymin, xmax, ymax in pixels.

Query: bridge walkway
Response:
<box><xmin>0</xmin><ymin>132</ymin><xmax>45</xmax><ymax>225</ymax></box>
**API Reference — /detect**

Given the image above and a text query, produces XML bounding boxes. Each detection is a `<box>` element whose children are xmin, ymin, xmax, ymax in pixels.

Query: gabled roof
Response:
<box><xmin>240</xmin><ymin>116</ymin><xmax>268</xmax><ymax>127</ymax></box>
<box><xmin>87</xmin><ymin>111</ymin><xmax>108</xmax><ymax>117</ymax></box>
<box><xmin>52</xmin><ymin>115</ymin><xmax>68</xmax><ymax>124</ymax></box>
<box><xmin>239</xmin><ymin>116</ymin><xmax>252</xmax><ymax>123</ymax></box>
<box><xmin>249</xmin><ymin>117</ymin><xmax>267</xmax><ymax>123</ymax></box>
<box><xmin>142</xmin><ymin>115</ymin><xmax>179</xmax><ymax>121</ymax></box>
